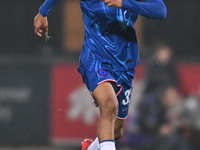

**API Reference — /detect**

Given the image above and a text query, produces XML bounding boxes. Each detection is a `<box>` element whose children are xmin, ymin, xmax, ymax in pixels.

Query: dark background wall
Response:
<box><xmin>142</xmin><ymin>0</ymin><xmax>200</xmax><ymax>61</ymax></box>
<box><xmin>0</xmin><ymin>64</ymin><xmax>50</xmax><ymax>145</ymax></box>
<box><xmin>0</xmin><ymin>0</ymin><xmax>63</xmax><ymax>55</ymax></box>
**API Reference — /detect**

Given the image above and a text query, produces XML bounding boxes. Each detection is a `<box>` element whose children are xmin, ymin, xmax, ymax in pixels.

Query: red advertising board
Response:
<box><xmin>178</xmin><ymin>64</ymin><xmax>200</xmax><ymax>98</ymax></box>
<box><xmin>51</xmin><ymin>64</ymin><xmax>99</xmax><ymax>143</ymax></box>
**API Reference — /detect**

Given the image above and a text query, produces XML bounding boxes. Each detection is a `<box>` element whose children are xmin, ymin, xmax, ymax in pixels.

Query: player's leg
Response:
<box><xmin>114</xmin><ymin>118</ymin><xmax>125</xmax><ymax>141</ymax></box>
<box><xmin>86</xmin><ymin>119</ymin><xmax>125</xmax><ymax>150</ymax></box>
<box><xmin>85</xmin><ymin>104</ymin><xmax>127</xmax><ymax>150</ymax></box>
<box><xmin>93</xmin><ymin>81</ymin><xmax>118</xmax><ymax>150</ymax></box>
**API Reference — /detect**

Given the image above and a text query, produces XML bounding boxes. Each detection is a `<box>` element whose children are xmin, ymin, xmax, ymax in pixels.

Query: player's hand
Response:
<box><xmin>34</xmin><ymin>12</ymin><xmax>48</xmax><ymax>37</ymax></box>
<box><xmin>103</xmin><ymin>0</ymin><xmax>122</xmax><ymax>8</ymax></box>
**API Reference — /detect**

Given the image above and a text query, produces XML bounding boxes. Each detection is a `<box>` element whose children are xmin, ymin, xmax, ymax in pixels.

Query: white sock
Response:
<box><xmin>87</xmin><ymin>137</ymin><xmax>100</xmax><ymax>150</ymax></box>
<box><xmin>99</xmin><ymin>140</ymin><xmax>116</xmax><ymax>150</ymax></box>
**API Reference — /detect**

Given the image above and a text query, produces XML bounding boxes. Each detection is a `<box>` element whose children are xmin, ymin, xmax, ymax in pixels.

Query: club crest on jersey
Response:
<box><xmin>97</xmin><ymin>69</ymin><xmax>108</xmax><ymax>76</ymax></box>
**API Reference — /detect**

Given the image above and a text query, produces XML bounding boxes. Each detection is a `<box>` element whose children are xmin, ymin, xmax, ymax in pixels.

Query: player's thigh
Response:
<box><xmin>93</xmin><ymin>82</ymin><xmax>118</xmax><ymax>112</ymax></box>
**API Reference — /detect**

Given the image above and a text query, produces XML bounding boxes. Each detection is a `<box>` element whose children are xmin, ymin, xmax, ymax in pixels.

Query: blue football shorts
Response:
<box><xmin>78</xmin><ymin>60</ymin><xmax>135</xmax><ymax>119</ymax></box>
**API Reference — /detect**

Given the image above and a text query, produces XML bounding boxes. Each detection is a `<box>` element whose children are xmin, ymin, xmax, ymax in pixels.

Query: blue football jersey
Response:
<box><xmin>39</xmin><ymin>0</ymin><xmax>167</xmax><ymax>71</ymax></box>
<box><xmin>80</xmin><ymin>1</ymin><xmax>140</xmax><ymax>71</ymax></box>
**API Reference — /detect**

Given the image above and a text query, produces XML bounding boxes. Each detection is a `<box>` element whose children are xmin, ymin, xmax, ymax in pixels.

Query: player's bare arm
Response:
<box><xmin>34</xmin><ymin>12</ymin><xmax>48</xmax><ymax>37</ymax></box>
<box><xmin>34</xmin><ymin>0</ymin><xmax>59</xmax><ymax>36</ymax></box>
<box><xmin>104</xmin><ymin>0</ymin><xmax>122</xmax><ymax>8</ymax></box>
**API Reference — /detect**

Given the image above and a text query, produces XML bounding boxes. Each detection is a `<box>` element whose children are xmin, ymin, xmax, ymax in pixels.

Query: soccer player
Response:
<box><xmin>34</xmin><ymin>0</ymin><xmax>167</xmax><ymax>149</ymax></box>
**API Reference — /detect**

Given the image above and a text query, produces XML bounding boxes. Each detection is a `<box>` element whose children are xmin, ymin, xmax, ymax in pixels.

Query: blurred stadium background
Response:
<box><xmin>0</xmin><ymin>0</ymin><xmax>200</xmax><ymax>150</ymax></box>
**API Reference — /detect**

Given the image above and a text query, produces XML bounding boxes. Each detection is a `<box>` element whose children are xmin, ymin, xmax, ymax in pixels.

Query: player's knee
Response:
<box><xmin>99</xmin><ymin>97</ymin><xmax>118</xmax><ymax>120</ymax></box>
